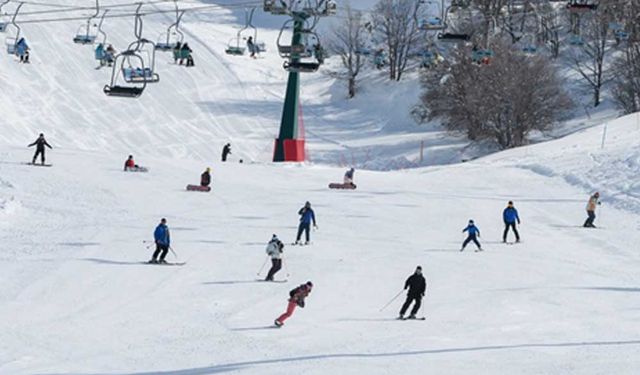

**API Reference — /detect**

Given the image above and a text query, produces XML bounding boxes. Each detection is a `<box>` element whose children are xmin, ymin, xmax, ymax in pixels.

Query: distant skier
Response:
<box><xmin>28</xmin><ymin>133</ymin><xmax>52</xmax><ymax>165</ymax></box>
<box><xmin>265</xmin><ymin>234</ymin><xmax>284</xmax><ymax>281</ymax></box>
<box><xmin>246</xmin><ymin>36</ymin><xmax>257</xmax><ymax>58</ymax></box>
<box><xmin>150</xmin><ymin>218</ymin><xmax>171</xmax><ymax>264</ymax></box>
<box><xmin>344</xmin><ymin>168</ymin><xmax>355</xmax><ymax>186</ymax></box>
<box><xmin>173</xmin><ymin>42</ymin><xmax>182</xmax><ymax>64</ymax></box>
<box><xmin>105</xmin><ymin>44</ymin><xmax>116</xmax><ymax>66</ymax></box>
<box><xmin>201</xmin><ymin>167</ymin><xmax>211</xmax><ymax>187</ymax></box>
<box><xmin>124</xmin><ymin>155</ymin><xmax>139</xmax><ymax>171</ymax></box>
<box><xmin>502</xmin><ymin>201</ymin><xmax>521</xmax><ymax>243</ymax></box>
<box><xmin>461</xmin><ymin>219</ymin><xmax>482</xmax><ymax>252</ymax></box>
<box><xmin>399</xmin><ymin>266</ymin><xmax>426</xmax><ymax>320</ymax></box>
<box><xmin>295</xmin><ymin>201</ymin><xmax>317</xmax><ymax>245</ymax></box>
<box><xmin>275</xmin><ymin>281</ymin><xmax>313</xmax><ymax>327</ymax></box>
<box><xmin>179</xmin><ymin>43</ymin><xmax>193</xmax><ymax>66</ymax></box>
<box><xmin>583</xmin><ymin>192</ymin><xmax>600</xmax><ymax>228</ymax></box>
<box><xmin>95</xmin><ymin>43</ymin><xmax>106</xmax><ymax>66</ymax></box>
<box><xmin>222</xmin><ymin>143</ymin><xmax>232</xmax><ymax>162</ymax></box>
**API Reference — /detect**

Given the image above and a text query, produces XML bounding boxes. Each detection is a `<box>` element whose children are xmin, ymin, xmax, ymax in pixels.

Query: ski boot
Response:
<box><xmin>397</xmin><ymin>314</ymin><xmax>404</xmax><ymax>320</ymax></box>
<box><xmin>158</xmin><ymin>259</ymin><xmax>168</xmax><ymax>264</ymax></box>
<box><xmin>148</xmin><ymin>258</ymin><xmax>158</xmax><ymax>264</ymax></box>
<box><xmin>407</xmin><ymin>314</ymin><xmax>416</xmax><ymax>320</ymax></box>
<box><xmin>274</xmin><ymin>320</ymin><xmax>283</xmax><ymax>327</ymax></box>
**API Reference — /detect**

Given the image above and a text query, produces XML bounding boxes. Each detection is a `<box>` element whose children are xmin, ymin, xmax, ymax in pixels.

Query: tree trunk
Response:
<box><xmin>348</xmin><ymin>76</ymin><xmax>356</xmax><ymax>98</ymax></box>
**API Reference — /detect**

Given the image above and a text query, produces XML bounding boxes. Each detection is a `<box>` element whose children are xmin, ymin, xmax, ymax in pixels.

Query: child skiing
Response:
<box><xmin>295</xmin><ymin>201</ymin><xmax>317</xmax><ymax>245</ymax></box>
<box><xmin>265</xmin><ymin>234</ymin><xmax>284</xmax><ymax>281</ymax></box>
<box><xmin>28</xmin><ymin>133</ymin><xmax>52</xmax><ymax>165</ymax></box>
<box><xmin>502</xmin><ymin>201</ymin><xmax>521</xmax><ymax>243</ymax></box>
<box><xmin>275</xmin><ymin>281</ymin><xmax>313</xmax><ymax>327</ymax></box>
<box><xmin>150</xmin><ymin>218</ymin><xmax>170</xmax><ymax>264</ymax></box>
<box><xmin>461</xmin><ymin>219</ymin><xmax>482</xmax><ymax>252</ymax></box>
<box><xmin>399</xmin><ymin>266</ymin><xmax>426</xmax><ymax>320</ymax></box>
<box><xmin>583</xmin><ymin>192</ymin><xmax>600</xmax><ymax>228</ymax></box>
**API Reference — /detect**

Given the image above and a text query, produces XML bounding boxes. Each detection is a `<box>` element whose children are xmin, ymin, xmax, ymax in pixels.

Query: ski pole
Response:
<box><xmin>169</xmin><ymin>246</ymin><xmax>178</xmax><ymax>259</ymax></box>
<box><xmin>379</xmin><ymin>290</ymin><xmax>404</xmax><ymax>312</ymax></box>
<box><xmin>283</xmin><ymin>257</ymin><xmax>290</xmax><ymax>277</ymax></box>
<box><xmin>256</xmin><ymin>256</ymin><xmax>269</xmax><ymax>276</ymax></box>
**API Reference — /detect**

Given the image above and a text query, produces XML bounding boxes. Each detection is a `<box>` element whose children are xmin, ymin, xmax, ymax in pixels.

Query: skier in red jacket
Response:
<box><xmin>275</xmin><ymin>281</ymin><xmax>313</xmax><ymax>327</ymax></box>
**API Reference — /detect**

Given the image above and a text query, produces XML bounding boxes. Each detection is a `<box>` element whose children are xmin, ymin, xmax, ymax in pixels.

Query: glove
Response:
<box><xmin>297</xmin><ymin>299</ymin><xmax>305</xmax><ymax>308</ymax></box>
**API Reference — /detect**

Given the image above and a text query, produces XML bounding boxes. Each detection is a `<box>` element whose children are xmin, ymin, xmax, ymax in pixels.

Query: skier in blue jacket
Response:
<box><xmin>461</xmin><ymin>219</ymin><xmax>482</xmax><ymax>252</ymax></box>
<box><xmin>295</xmin><ymin>201</ymin><xmax>317</xmax><ymax>245</ymax></box>
<box><xmin>502</xmin><ymin>201</ymin><xmax>521</xmax><ymax>243</ymax></box>
<box><xmin>150</xmin><ymin>218</ymin><xmax>171</xmax><ymax>264</ymax></box>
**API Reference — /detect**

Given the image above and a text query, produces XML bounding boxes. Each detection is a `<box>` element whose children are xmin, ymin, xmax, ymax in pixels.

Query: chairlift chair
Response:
<box><xmin>0</xmin><ymin>0</ymin><xmax>10</xmax><ymax>33</ymax></box>
<box><xmin>521</xmin><ymin>34</ymin><xmax>537</xmax><ymax>54</ymax></box>
<box><xmin>569</xmin><ymin>34</ymin><xmax>584</xmax><ymax>46</ymax></box>
<box><xmin>283</xmin><ymin>61</ymin><xmax>320</xmax><ymax>73</ymax></box>
<box><xmin>123</xmin><ymin>39</ymin><xmax>160</xmax><ymax>83</ymax></box>
<box><xmin>420</xmin><ymin>17</ymin><xmax>445</xmax><ymax>31</ymax></box>
<box><xmin>156</xmin><ymin>8</ymin><xmax>185</xmax><ymax>52</ymax></box>
<box><xmin>73</xmin><ymin>24</ymin><xmax>97</xmax><ymax>45</ymax></box>
<box><xmin>276</xmin><ymin>21</ymin><xmax>314</xmax><ymax>59</ymax></box>
<box><xmin>104</xmin><ymin>50</ymin><xmax>146</xmax><ymax>98</ymax></box>
<box><xmin>437</xmin><ymin>32</ymin><xmax>470</xmax><ymax>42</ymax></box>
<box><xmin>225</xmin><ymin>37</ymin><xmax>245</xmax><ymax>55</ymax></box>
<box><xmin>264</xmin><ymin>0</ymin><xmax>287</xmax><ymax>15</ymax></box>
<box><xmin>5</xmin><ymin>35</ymin><xmax>15</xmax><ymax>54</ymax></box>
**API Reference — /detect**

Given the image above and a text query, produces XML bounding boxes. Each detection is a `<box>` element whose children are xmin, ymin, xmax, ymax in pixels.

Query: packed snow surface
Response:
<box><xmin>0</xmin><ymin>113</ymin><xmax>639</xmax><ymax>374</ymax></box>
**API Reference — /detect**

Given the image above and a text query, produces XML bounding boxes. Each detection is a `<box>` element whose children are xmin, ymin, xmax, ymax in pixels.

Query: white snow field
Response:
<box><xmin>1</xmin><ymin>113</ymin><xmax>640</xmax><ymax>374</ymax></box>
<box><xmin>1</xmin><ymin>1</ymin><xmax>640</xmax><ymax>374</ymax></box>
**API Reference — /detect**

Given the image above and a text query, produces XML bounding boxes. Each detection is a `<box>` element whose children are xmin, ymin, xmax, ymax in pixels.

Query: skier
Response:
<box><xmin>344</xmin><ymin>167</ymin><xmax>355</xmax><ymax>186</ymax></box>
<box><xmin>461</xmin><ymin>219</ymin><xmax>482</xmax><ymax>252</ymax></box>
<box><xmin>275</xmin><ymin>281</ymin><xmax>313</xmax><ymax>327</ymax></box>
<box><xmin>173</xmin><ymin>42</ymin><xmax>182</xmax><ymax>64</ymax></box>
<box><xmin>200</xmin><ymin>167</ymin><xmax>211</xmax><ymax>187</ymax></box>
<box><xmin>222</xmin><ymin>143</ymin><xmax>232</xmax><ymax>162</ymax></box>
<box><xmin>399</xmin><ymin>266</ymin><xmax>426</xmax><ymax>320</ymax></box>
<box><xmin>502</xmin><ymin>201</ymin><xmax>521</xmax><ymax>243</ymax></box>
<box><xmin>295</xmin><ymin>201</ymin><xmax>317</xmax><ymax>245</ymax></box>
<box><xmin>150</xmin><ymin>218</ymin><xmax>171</xmax><ymax>264</ymax></box>
<box><xmin>246</xmin><ymin>36</ymin><xmax>257</xmax><ymax>58</ymax></box>
<box><xmin>265</xmin><ymin>234</ymin><xmax>284</xmax><ymax>281</ymax></box>
<box><xmin>123</xmin><ymin>155</ymin><xmax>139</xmax><ymax>171</ymax></box>
<box><xmin>105</xmin><ymin>44</ymin><xmax>116</xmax><ymax>66</ymax></box>
<box><xmin>28</xmin><ymin>133</ymin><xmax>52</xmax><ymax>165</ymax></box>
<box><xmin>16</xmin><ymin>37</ymin><xmax>29</xmax><ymax>63</ymax></box>
<box><xmin>583</xmin><ymin>192</ymin><xmax>600</xmax><ymax>228</ymax></box>
<box><xmin>179</xmin><ymin>43</ymin><xmax>192</xmax><ymax>66</ymax></box>
<box><xmin>95</xmin><ymin>43</ymin><xmax>106</xmax><ymax>66</ymax></box>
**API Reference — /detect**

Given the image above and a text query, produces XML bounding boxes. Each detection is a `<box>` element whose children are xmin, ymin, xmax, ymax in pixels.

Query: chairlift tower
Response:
<box><xmin>265</xmin><ymin>0</ymin><xmax>336</xmax><ymax>162</ymax></box>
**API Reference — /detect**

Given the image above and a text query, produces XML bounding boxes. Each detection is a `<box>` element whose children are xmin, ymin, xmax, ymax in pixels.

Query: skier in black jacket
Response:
<box><xmin>399</xmin><ymin>265</ymin><xmax>426</xmax><ymax>319</ymax></box>
<box><xmin>222</xmin><ymin>143</ymin><xmax>231</xmax><ymax>162</ymax></box>
<box><xmin>28</xmin><ymin>133</ymin><xmax>52</xmax><ymax>165</ymax></box>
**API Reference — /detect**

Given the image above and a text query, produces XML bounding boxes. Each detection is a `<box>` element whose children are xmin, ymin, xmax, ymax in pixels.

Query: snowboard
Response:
<box><xmin>143</xmin><ymin>261</ymin><xmax>186</xmax><ymax>266</ymax></box>
<box><xmin>124</xmin><ymin>166</ymin><xmax>149</xmax><ymax>173</ymax></box>
<box><xmin>186</xmin><ymin>184</ymin><xmax>211</xmax><ymax>192</ymax></box>
<box><xmin>23</xmin><ymin>162</ymin><xmax>52</xmax><ymax>167</ymax></box>
<box><xmin>329</xmin><ymin>183</ymin><xmax>357</xmax><ymax>190</ymax></box>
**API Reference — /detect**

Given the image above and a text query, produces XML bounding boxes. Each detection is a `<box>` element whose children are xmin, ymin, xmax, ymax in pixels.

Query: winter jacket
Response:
<box><xmin>298</xmin><ymin>207</ymin><xmax>316</xmax><ymax>226</ymax></box>
<box><xmin>289</xmin><ymin>284</ymin><xmax>311</xmax><ymax>305</ymax></box>
<box><xmin>404</xmin><ymin>273</ymin><xmax>426</xmax><ymax>297</ymax></box>
<box><xmin>154</xmin><ymin>224</ymin><xmax>170</xmax><ymax>246</ymax></box>
<box><xmin>28</xmin><ymin>137</ymin><xmax>52</xmax><ymax>151</ymax></box>
<box><xmin>95</xmin><ymin>43</ymin><xmax>105</xmax><ymax>60</ymax></box>
<box><xmin>222</xmin><ymin>145</ymin><xmax>231</xmax><ymax>158</ymax></box>
<box><xmin>16</xmin><ymin>38</ymin><xmax>28</xmax><ymax>56</ymax></box>
<box><xmin>586</xmin><ymin>195</ymin><xmax>599</xmax><ymax>211</ymax></box>
<box><xmin>503</xmin><ymin>207</ymin><xmax>520</xmax><ymax>224</ymax></box>
<box><xmin>124</xmin><ymin>159</ymin><xmax>135</xmax><ymax>170</ymax></box>
<box><xmin>266</xmin><ymin>238</ymin><xmax>284</xmax><ymax>259</ymax></box>
<box><xmin>201</xmin><ymin>171</ymin><xmax>211</xmax><ymax>187</ymax></box>
<box><xmin>463</xmin><ymin>224</ymin><xmax>480</xmax><ymax>236</ymax></box>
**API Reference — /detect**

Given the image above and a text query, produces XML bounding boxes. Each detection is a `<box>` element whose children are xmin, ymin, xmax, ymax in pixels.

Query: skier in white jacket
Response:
<box><xmin>265</xmin><ymin>234</ymin><xmax>284</xmax><ymax>281</ymax></box>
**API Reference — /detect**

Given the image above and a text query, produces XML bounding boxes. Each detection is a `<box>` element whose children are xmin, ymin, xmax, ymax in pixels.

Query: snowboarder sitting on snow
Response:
<box><xmin>150</xmin><ymin>218</ymin><xmax>171</xmax><ymax>264</ymax></box>
<box><xmin>265</xmin><ymin>234</ymin><xmax>284</xmax><ymax>281</ymax></box>
<box><xmin>275</xmin><ymin>281</ymin><xmax>313</xmax><ymax>327</ymax></box>
<box><xmin>295</xmin><ymin>201</ymin><xmax>317</xmax><ymax>245</ymax></box>
<box><xmin>200</xmin><ymin>168</ymin><xmax>211</xmax><ymax>187</ymax></box>
<box><xmin>28</xmin><ymin>133</ymin><xmax>52</xmax><ymax>165</ymax></box>
<box><xmin>344</xmin><ymin>167</ymin><xmax>355</xmax><ymax>186</ymax></box>
<box><xmin>461</xmin><ymin>219</ymin><xmax>482</xmax><ymax>252</ymax></box>
<box><xmin>583</xmin><ymin>192</ymin><xmax>600</xmax><ymax>228</ymax></box>
<box><xmin>124</xmin><ymin>155</ymin><xmax>140</xmax><ymax>171</ymax></box>
<box><xmin>399</xmin><ymin>265</ymin><xmax>426</xmax><ymax>320</ymax></box>
<box><xmin>222</xmin><ymin>143</ymin><xmax>232</xmax><ymax>162</ymax></box>
<box><xmin>502</xmin><ymin>201</ymin><xmax>521</xmax><ymax>243</ymax></box>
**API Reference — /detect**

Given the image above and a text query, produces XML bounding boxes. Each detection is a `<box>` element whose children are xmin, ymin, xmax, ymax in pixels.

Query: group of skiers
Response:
<box><xmin>173</xmin><ymin>42</ymin><xmax>194</xmax><ymax>67</ymax></box>
<box><xmin>25</xmin><ymin>133</ymin><xmax>606</xmax><ymax>326</ymax></box>
<box><xmin>95</xmin><ymin>43</ymin><xmax>116</xmax><ymax>67</ymax></box>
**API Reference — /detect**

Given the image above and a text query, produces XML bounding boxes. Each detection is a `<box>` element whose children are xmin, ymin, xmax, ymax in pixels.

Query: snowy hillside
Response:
<box><xmin>1</xmin><ymin>111</ymin><xmax>640</xmax><ymax>374</ymax></box>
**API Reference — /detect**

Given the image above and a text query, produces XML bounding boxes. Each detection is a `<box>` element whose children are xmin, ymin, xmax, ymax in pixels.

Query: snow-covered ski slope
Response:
<box><xmin>1</xmin><ymin>109</ymin><xmax>640</xmax><ymax>374</ymax></box>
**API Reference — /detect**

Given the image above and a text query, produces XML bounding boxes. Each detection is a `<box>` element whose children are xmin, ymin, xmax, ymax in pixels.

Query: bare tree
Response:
<box><xmin>567</xmin><ymin>5</ymin><xmax>616</xmax><ymax>107</ymax></box>
<box><xmin>472</xmin><ymin>0</ymin><xmax>508</xmax><ymax>46</ymax></box>
<box><xmin>418</xmin><ymin>40</ymin><xmax>571</xmax><ymax>149</ymax></box>
<box><xmin>611</xmin><ymin>4</ymin><xmax>640</xmax><ymax>113</ymax></box>
<box><xmin>326</xmin><ymin>4</ymin><xmax>367</xmax><ymax>98</ymax></box>
<box><xmin>372</xmin><ymin>0</ymin><xmax>423</xmax><ymax>81</ymax></box>
<box><xmin>537</xmin><ymin>1</ymin><xmax>563</xmax><ymax>58</ymax></box>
